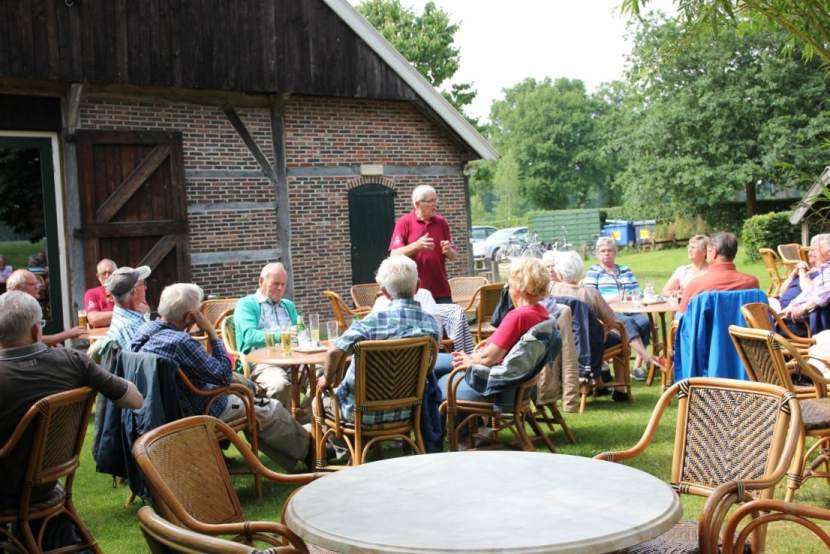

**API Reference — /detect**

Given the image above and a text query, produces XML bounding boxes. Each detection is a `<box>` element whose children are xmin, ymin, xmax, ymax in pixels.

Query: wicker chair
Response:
<box><xmin>192</xmin><ymin>298</ymin><xmax>239</xmax><ymax>350</ymax></box>
<box><xmin>778</xmin><ymin>243</ymin><xmax>803</xmax><ymax>271</ymax></box>
<box><xmin>464</xmin><ymin>283</ymin><xmax>504</xmax><ymax>343</ymax></box>
<box><xmin>800</xmin><ymin>245</ymin><xmax>811</xmax><ymax>263</ymax></box>
<box><xmin>175</xmin><ymin>368</ymin><xmax>262</xmax><ymax>498</ymax></box>
<box><xmin>0</xmin><ymin>387</ymin><xmax>100</xmax><ymax>553</ymax></box>
<box><xmin>729</xmin><ymin>326</ymin><xmax>830</xmax><ymax>502</ymax></box>
<box><xmin>349</xmin><ymin>283</ymin><xmax>380</xmax><ymax>311</ymax></box>
<box><xmin>723</xmin><ymin>498</ymin><xmax>830</xmax><ymax>554</ymax></box>
<box><xmin>312</xmin><ymin>336</ymin><xmax>436</xmax><ymax>467</ymax></box>
<box><xmin>221</xmin><ymin>316</ymin><xmax>250</xmax><ymax>378</ymax></box>
<box><xmin>758</xmin><ymin>248</ymin><xmax>785</xmax><ymax>297</ymax></box>
<box><xmin>661</xmin><ymin>318</ymin><xmax>679</xmax><ymax>391</ymax></box>
<box><xmin>578</xmin><ymin>319</ymin><xmax>631</xmax><ymax>414</ymax></box>
<box><xmin>133</xmin><ymin>416</ymin><xmax>321</xmax><ymax>550</ymax></box>
<box><xmin>449</xmin><ymin>276</ymin><xmax>488</xmax><ymax>310</ymax></box>
<box><xmin>322</xmin><ymin>290</ymin><xmax>370</xmax><ymax>334</ymax></box>
<box><xmin>596</xmin><ymin>378</ymin><xmax>802</xmax><ymax>554</ymax></box>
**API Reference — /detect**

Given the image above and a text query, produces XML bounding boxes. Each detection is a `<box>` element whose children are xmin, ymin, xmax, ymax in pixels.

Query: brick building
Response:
<box><xmin>0</xmin><ymin>0</ymin><xmax>496</xmax><ymax>331</ymax></box>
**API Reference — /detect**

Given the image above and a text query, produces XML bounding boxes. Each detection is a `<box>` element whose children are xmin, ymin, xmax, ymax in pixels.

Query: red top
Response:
<box><xmin>389</xmin><ymin>211</ymin><xmax>453</xmax><ymax>298</ymax></box>
<box><xmin>679</xmin><ymin>261</ymin><xmax>760</xmax><ymax>312</ymax></box>
<box><xmin>489</xmin><ymin>303</ymin><xmax>550</xmax><ymax>352</ymax></box>
<box><xmin>83</xmin><ymin>285</ymin><xmax>114</xmax><ymax>313</ymax></box>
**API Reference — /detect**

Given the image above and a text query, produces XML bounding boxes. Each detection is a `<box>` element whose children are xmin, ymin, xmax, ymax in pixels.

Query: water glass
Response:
<box><xmin>308</xmin><ymin>313</ymin><xmax>320</xmax><ymax>345</ymax></box>
<box><xmin>326</xmin><ymin>320</ymin><xmax>339</xmax><ymax>342</ymax></box>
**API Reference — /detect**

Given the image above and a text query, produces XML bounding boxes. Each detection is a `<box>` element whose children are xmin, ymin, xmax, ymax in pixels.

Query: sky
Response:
<box><xmin>348</xmin><ymin>0</ymin><xmax>677</xmax><ymax>122</ymax></box>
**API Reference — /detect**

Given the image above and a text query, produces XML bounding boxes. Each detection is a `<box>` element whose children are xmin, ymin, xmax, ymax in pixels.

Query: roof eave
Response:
<box><xmin>790</xmin><ymin>167</ymin><xmax>830</xmax><ymax>225</ymax></box>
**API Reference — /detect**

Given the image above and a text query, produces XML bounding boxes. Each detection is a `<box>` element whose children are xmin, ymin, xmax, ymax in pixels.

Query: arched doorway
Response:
<box><xmin>348</xmin><ymin>183</ymin><xmax>396</xmax><ymax>284</ymax></box>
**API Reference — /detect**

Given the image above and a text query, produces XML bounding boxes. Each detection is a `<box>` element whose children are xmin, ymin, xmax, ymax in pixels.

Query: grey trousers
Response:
<box><xmin>251</xmin><ymin>363</ymin><xmax>292</xmax><ymax>409</ymax></box>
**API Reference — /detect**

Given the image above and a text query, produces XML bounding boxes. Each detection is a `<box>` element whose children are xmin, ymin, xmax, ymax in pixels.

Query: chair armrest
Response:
<box><xmin>603</xmin><ymin>319</ymin><xmax>629</xmax><ymax>343</ymax></box>
<box><xmin>444</xmin><ymin>366</ymin><xmax>470</xmax><ymax>408</ymax></box>
<box><xmin>722</xmin><ymin>499</ymin><xmax>830</xmax><ymax>554</ymax></box>
<box><xmin>462</xmin><ymin>288</ymin><xmax>482</xmax><ymax>314</ymax></box>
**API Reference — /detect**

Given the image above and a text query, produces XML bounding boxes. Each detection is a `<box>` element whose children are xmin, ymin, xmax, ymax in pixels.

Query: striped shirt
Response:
<box><xmin>106</xmin><ymin>306</ymin><xmax>146</xmax><ymax>350</ymax></box>
<box><xmin>584</xmin><ymin>263</ymin><xmax>640</xmax><ymax>300</ymax></box>
<box><xmin>334</xmin><ymin>298</ymin><xmax>440</xmax><ymax>424</ymax></box>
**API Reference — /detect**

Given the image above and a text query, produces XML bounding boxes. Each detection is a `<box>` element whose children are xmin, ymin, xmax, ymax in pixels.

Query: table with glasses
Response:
<box><xmin>612</xmin><ymin>299</ymin><xmax>678</xmax><ymax>385</ymax></box>
<box><xmin>79</xmin><ymin>326</ymin><xmax>109</xmax><ymax>344</ymax></box>
<box><xmin>285</xmin><ymin>451</ymin><xmax>682</xmax><ymax>553</ymax></box>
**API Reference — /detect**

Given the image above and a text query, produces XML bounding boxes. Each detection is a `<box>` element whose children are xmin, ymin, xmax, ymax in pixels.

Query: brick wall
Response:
<box><xmin>77</xmin><ymin>94</ymin><xmax>472</xmax><ymax>320</ymax></box>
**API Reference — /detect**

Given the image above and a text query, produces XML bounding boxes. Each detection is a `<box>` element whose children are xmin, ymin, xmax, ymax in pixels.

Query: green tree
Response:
<box><xmin>610</xmin><ymin>16</ymin><xmax>830</xmax><ymax>217</ymax></box>
<box><xmin>488</xmin><ymin>78</ymin><xmax>611</xmax><ymax>210</ymax></box>
<box><xmin>357</xmin><ymin>0</ymin><xmax>476</xmax><ymax>115</ymax></box>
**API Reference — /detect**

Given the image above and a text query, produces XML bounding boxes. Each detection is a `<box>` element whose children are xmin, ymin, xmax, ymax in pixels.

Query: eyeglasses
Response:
<box><xmin>419</xmin><ymin>198</ymin><xmax>437</xmax><ymax>204</ymax></box>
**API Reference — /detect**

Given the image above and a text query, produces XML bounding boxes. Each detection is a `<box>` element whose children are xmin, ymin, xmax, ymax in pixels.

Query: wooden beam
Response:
<box><xmin>66</xmin><ymin>82</ymin><xmax>83</xmax><ymax>135</ymax></box>
<box><xmin>95</xmin><ymin>144</ymin><xmax>171</xmax><ymax>223</ymax></box>
<box><xmin>223</xmin><ymin>104</ymin><xmax>278</xmax><ymax>184</ymax></box>
<box><xmin>270</xmin><ymin>94</ymin><xmax>294</xmax><ymax>299</ymax></box>
<box><xmin>139</xmin><ymin>235</ymin><xmax>178</xmax><ymax>271</ymax></box>
<box><xmin>74</xmin><ymin>221</ymin><xmax>187</xmax><ymax>239</ymax></box>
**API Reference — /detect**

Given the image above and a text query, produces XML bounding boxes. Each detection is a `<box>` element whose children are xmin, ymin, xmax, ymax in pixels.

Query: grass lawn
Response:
<box><xmin>68</xmin><ymin>248</ymin><xmax>828</xmax><ymax>552</ymax></box>
<box><xmin>0</xmin><ymin>239</ymin><xmax>46</xmax><ymax>270</ymax></box>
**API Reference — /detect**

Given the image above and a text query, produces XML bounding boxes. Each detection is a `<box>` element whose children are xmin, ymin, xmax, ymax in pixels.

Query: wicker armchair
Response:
<box><xmin>778</xmin><ymin>243</ymin><xmax>803</xmax><ymax>271</ymax></box>
<box><xmin>221</xmin><ymin>316</ymin><xmax>250</xmax><ymax>378</ymax></box>
<box><xmin>349</xmin><ymin>283</ymin><xmax>380</xmax><ymax>311</ymax></box>
<box><xmin>740</xmin><ymin>302</ymin><xmax>812</xmax><ymax>355</ymax></box>
<box><xmin>464</xmin><ymin>283</ymin><xmax>504</xmax><ymax>343</ymax></box>
<box><xmin>449</xmin><ymin>276</ymin><xmax>488</xmax><ymax>310</ymax></box>
<box><xmin>578</xmin><ymin>319</ymin><xmax>631</xmax><ymax>413</ymax></box>
<box><xmin>132</xmin><ymin>416</ymin><xmax>322</xmax><ymax>550</ymax></box>
<box><xmin>723</xmin><ymin>499</ymin><xmax>830</xmax><ymax>554</ymax></box>
<box><xmin>596</xmin><ymin>378</ymin><xmax>802</xmax><ymax>554</ymax></box>
<box><xmin>192</xmin><ymin>298</ymin><xmax>239</xmax><ymax>350</ymax></box>
<box><xmin>175</xmin><ymin>368</ymin><xmax>262</xmax><ymax>498</ymax></box>
<box><xmin>0</xmin><ymin>387</ymin><xmax>100</xmax><ymax>553</ymax></box>
<box><xmin>312</xmin><ymin>336</ymin><xmax>436</xmax><ymax>467</ymax></box>
<box><xmin>322</xmin><ymin>290</ymin><xmax>370</xmax><ymax>334</ymax></box>
<box><xmin>758</xmin><ymin>248</ymin><xmax>785</xmax><ymax>297</ymax></box>
<box><xmin>729</xmin><ymin>326</ymin><xmax>830</xmax><ymax>502</ymax></box>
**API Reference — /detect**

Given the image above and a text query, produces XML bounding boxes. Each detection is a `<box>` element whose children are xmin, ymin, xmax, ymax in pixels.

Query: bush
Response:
<box><xmin>740</xmin><ymin>211</ymin><xmax>801</xmax><ymax>262</ymax></box>
<box><xmin>654</xmin><ymin>216</ymin><xmax>710</xmax><ymax>241</ymax></box>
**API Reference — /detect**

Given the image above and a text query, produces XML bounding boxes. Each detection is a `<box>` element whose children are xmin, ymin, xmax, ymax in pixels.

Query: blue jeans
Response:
<box><xmin>435</xmin><ymin>352</ymin><xmax>514</xmax><ymax>409</ymax></box>
<box><xmin>617</xmin><ymin>313</ymin><xmax>651</xmax><ymax>345</ymax></box>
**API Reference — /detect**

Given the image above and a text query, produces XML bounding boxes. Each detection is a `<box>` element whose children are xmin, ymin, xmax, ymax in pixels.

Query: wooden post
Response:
<box><xmin>802</xmin><ymin>221</ymin><xmax>809</xmax><ymax>246</ymax></box>
<box><xmin>269</xmin><ymin>95</ymin><xmax>294</xmax><ymax>299</ymax></box>
<box><xmin>61</xmin><ymin>83</ymin><xmax>86</xmax><ymax>316</ymax></box>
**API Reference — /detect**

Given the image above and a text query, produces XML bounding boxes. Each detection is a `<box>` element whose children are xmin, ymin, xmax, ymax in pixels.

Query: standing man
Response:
<box><xmin>83</xmin><ymin>258</ymin><xmax>117</xmax><ymax>327</ymax></box>
<box><xmin>234</xmin><ymin>262</ymin><xmax>297</xmax><ymax>408</ymax></box>
<box><xmin>389</xmin><ymin>185</ymin><xmax>457</xmax><ymax>303</ymax></box>
<box><xmin>105</xmin><ymin>266</ymin><xmax>152</xmax><ymax>349</ymax></box>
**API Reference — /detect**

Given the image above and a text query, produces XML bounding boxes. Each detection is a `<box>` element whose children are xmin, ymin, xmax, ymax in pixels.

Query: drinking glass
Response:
<box><xmin>280</xmin><ymin>322</ymin><xmax>292</xmax><ymax>353</ymax></box>
<box><xmin>264</xmin><ymin>328</ymin><xmax>276</xmax><ymax>351</ymax></box>
<box><xmin>326</xmin><ymin>320</ymin><xmax>339</xmax><ymax>342</ymax></box>
<box><xmin>308</xmin><ymin>313</ymin><xmax>320</xmax><ymax>345</ymax></box>
<box><xmin>78</xmin><ymin>309</ymin><xmax>88</xmax><ymax>327</ymax></box>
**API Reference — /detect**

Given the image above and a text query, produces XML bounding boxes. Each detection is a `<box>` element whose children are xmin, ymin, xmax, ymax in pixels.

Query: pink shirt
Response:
<box><xmin>83</xmin><ymin>285</ymin><xmax>114</xmax><ymax>313</ymax></box>
<box><xmin>489</xmin><ymin>303</ymin><xmax>549</xmax><ymax>352</ymax></box>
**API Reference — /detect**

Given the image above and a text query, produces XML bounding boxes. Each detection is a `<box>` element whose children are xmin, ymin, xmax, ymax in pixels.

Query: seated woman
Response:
<box><xmin>583</xmin><ymin>237</ymin><xmax>655</xmax><ymax>380</ymax></box>
<box><xmin>545</xmin><ymin>250</ymin><xmax>665</xmax><ymax>377</ymax></box>
<box><xmin>772</xmin><ymin>234</ymin><xmax>823</xmax><ymax>312</ymax></box>
<box><xmin>436</xmin><ymin>257</ymin><xmax>551</xmax><ymax>404</ymax></box>
<box><xmin>662</xmin><ymin>235</ymin><xmax>709</xmax><ymax>297</ymax></box>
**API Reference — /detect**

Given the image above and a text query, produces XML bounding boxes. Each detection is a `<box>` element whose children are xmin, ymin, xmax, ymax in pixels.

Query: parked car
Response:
<box><xmin>470</xmin><ymin>225</ymin><xmax>497</xmax><ymax>244</ymax></box>
<box><xmin>473</xmin><ymin>226</ymin><xmax>528</xmax><ymax>260</ymax></box>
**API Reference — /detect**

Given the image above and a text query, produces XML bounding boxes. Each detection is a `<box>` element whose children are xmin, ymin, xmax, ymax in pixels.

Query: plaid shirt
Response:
<box><xmin>334</xmin><ymin>298</ymin><xmax>440</xmax><ymax>424</ymax></box>
<box><xmin>131</xmin><ymin>320</ymin><xmax>232</xmax><ymax>417</ymax></box>
<box><xmin>106</xmin><ymin>306</ymin><xmax>146</xmax><ymax>350</ymax></box>
<box><xmin>584</xmin><ymin>263</ymin><xmax>640</xmax><ymax>300</ymax></box>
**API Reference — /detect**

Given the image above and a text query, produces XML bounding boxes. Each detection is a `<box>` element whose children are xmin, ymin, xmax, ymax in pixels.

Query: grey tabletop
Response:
<box><xmin>285</xmin><ymin>451</ymin><xmax>682</xmax><ymax>553</ymax></box>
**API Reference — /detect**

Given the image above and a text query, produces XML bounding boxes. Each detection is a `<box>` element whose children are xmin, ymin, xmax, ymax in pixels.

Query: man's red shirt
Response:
<box><xmin>389</xmin><ymin>211</ymin><xmax>453</xmax><ymax>298</ymax></box>
<box><xmin>679</xmin><ymin>261</ymin><xmax>760</xmax><ymax>312</ymax></box>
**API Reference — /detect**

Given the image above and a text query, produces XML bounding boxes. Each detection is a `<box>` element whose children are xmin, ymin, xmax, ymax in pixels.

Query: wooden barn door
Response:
<box><xmin>348</xmin><ymin>183</ymin><xmax>396</xmax><ymax>284</ymax></box>
<box><xmin>75</xmin><ymin>131</ymin><xmax>190</xmax><ymax>308</ymax></box>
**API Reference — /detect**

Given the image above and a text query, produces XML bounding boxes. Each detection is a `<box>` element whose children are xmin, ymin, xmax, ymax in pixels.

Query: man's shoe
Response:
<box><xmin>612</xmin><ymin>390</ymin><xmax>629</xmax><ymax>402</ymax></box>
<box><xmin>631</xmin><ymin>367</ymin><xmax>647</xmax><ymax>381</ymax></box>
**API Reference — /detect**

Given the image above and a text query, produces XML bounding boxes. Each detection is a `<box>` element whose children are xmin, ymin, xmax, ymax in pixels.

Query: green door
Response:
<box><xmin>348</xmin><ymin>183</ymin><xmax>396</xmax><ymax>284</ymax></box>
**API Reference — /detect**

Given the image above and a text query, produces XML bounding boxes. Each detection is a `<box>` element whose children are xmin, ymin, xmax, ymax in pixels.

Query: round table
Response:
<box><xmin>80</xmin><ymin>326</ymin><xmax>109</xmax><ymax>344</ymax></box>
<box><xmin>285</xmin><ymin>451</ymin><xmax>682</xmax><ymax>553</ymax></box>
<box><xmin>612</xmin><ymin>300</ymin><xmax>677</xmax><ymax>386</ymax></box>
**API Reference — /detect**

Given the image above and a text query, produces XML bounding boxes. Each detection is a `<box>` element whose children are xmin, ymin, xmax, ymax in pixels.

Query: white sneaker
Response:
<box><xmin>631</xmin><ymin>367</ymin><xmax>647</xmax><ymax>381</ymax></box>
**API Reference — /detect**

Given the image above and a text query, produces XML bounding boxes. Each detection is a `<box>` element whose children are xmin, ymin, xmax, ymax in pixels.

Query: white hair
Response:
<box><xmin>0</xmin><ymin>291</ymin><xmax>42</xmax><ymax>342</ymax></box>
<box><xmin>541</xmin><ymin>250</ymin><xmax>556</xmax><ymax>265</ymax></box>
<box><xmin>158</xmin><ymin>283</ymin><xmax>204</xmax><ymax>322</ymax></box>
<box><xmin>553</xmin><ymin>251</ymin><xmax>584</xmax><ymax>283</ymax></box>
<box><xmin>5</xmin><ymin>269</ymin><xmax>31</xmax><ymax>291</ymax></box>
<box><xmin>375</xmin><ymin>256</ymin><xmax>418</xmax><ymax>299</ymax></box>
<box><xmin>595</xmin><ymin>236</ymin><xmax>618</xmax><ymax>253</ymax></box>
<box><xmin>411</xmin><ymin>185</ymin><xmax>437</xmax><ymax>205</ymax></box>
<box><xmin>260</xmin><ymin>262</ymin><xmax>286</xmax><ymax>279</ymax></box>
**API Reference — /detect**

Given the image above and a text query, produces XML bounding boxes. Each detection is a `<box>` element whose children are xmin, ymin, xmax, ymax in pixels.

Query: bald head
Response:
<box><xmin>258</xmin><ymin>262</ymin><xmax>288</xmax><ymax>303</ymax></box>
<box><xmin>6</xmin><ymin>269</ymin><xmax>42</xmax><ymax>298</ymax></box>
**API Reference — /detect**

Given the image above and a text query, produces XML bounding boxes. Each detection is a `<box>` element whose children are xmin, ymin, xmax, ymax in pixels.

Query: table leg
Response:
<box><xmin>645</xmin><ymin>312</ymin><xmax>659</xmax><ymax>386</ymax></box>
<box><xmin>290</xmin><ymin>365</ymin><xmax>300</xmax><ymax>420</ymax></box>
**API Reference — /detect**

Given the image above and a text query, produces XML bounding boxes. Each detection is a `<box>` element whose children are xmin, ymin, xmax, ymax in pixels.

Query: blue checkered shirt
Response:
<box><xmin>106</xmin><ymin>306</ymin><xmax>146</xmax><ymax>350</ymax></box>
<box><xmin>584</xmin><ymin>263</ymin><xmax>640</xmax><ymax>300</ymax></box>
<box><xmin>131</xmin><ymin>320</ymin><xmax>232</xmax><ymax>417</ymax></box>
<box><xmin>334</xmin><ymin>298</ymin><xmax>440</xmax><ymax>424</ymax></box>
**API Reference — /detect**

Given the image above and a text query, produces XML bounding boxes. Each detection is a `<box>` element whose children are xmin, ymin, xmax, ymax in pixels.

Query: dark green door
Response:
<box><xmin>349</xmin><ymin>183</ymin><xmax>396</xmax><ymax>284</ymax></box>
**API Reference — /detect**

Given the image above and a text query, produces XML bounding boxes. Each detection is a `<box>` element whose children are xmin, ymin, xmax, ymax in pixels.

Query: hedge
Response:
<box><xmin>740</xmin><ymin>211</ymin><xmax>801</xmax><ymax>263</ymax></box>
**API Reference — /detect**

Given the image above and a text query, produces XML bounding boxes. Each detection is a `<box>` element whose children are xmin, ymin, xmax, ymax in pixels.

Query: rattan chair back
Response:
<box><xmin>449</xmin><ymin>276</ymin><xmax>488</xmax><ymax>308</ymax></box>
<box><xmin>465</xmin><ymin>283</ymin><xmax>504</xmax><ymax>342</ymax></box>
<box><xmin>729</xmin><ymin>326</ymin><xmax>806</xmax><ymax>393</ymax></box>
<box><xmin>757</xmin><ymin>248</ymin><xmax>784</xmax><ymax>296</ymax></box>
<box><xmin>800</xmin><ymin>246</ymin><xmax>811</xmax><ymax>263</ymax></box>
<box><xmin>350</xmin><ymin>283</ymin><xmax>381</xmax><ymax>310</ymax></box>
<box><xmin>221</xmin><ymin>316</ymin><xmax>239</xmax><ymax>352</ymax></box>
<box><xmin>778</xmin><ymin>243</ymin><xmax>802</xmax><ymax>270</ymax></box>
<box><xmin>353</xmin><ymin>336</ymin><xmax>435</xmax><ymax>411</ymax></box>
<box><xmin>0</xmin><ymin>387</ymin><xmax>99</xmax><ymax>553</ymax></box>
<box><xmin>740</xmin><ymin>302</ymin><xmax>811</xmax><ymax>341</ymax></box>
<box><xmin>201</xmin><ymin>298</ymin><xmax>239</xmax><ymax>327</ymax></box>
<box><xmin>323</xmin><ymin>290</ymin><xmax>354</xmax><ymax>333</ymax></box>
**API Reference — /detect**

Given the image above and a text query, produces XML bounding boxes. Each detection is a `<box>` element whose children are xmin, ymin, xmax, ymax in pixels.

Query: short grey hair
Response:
<box><xmin>553</xmin><ymin>251</ymin><xmax>584</xmax><ymax>283</ymax></box>
<box><xmin>411</xmin><ymin>185</ymin><xmax>437</xmax><ymax>205</ymax></box>
<box><xmin>260</xmin><ymin>262</ymin><xmax>286</xmax><ymax>279</ymax></box>
<box><xmin>595</xmin><ymin>236</ymin><xmax>618</xmax><ymax>253</ymax></box>
<box><xmin>112</xmin><ymin>289</ymin><xmax>132</xmax><ymax>307</ymax></box>
<box><xmin>97</xmin><ymin>258</ymin><xmax>117</xmax><ymax>273</ymax></box>
<box><xmin>815</xmin><ymin>233</ymin><xmax>830</xmax><ymax>251</ymax></box>
<box><xmin>158</xmin><ymin>283</ymin><xmax>204</xmax><ymax>322</ymax></box>
<box><xmin>0</xmin><ymin>291</ymin><xmax>42</xmax><ymax>342</ymax></box>
<box><xmin>709</xmin><ymin>231</ymin><xmax>738</xmax><ymax>261</ymax></box>
<box><xmin>375</xmin><ymin>256</ymin><xmax>418</xmax><ymax>299</ymax></box>
<box><xmin>5</xmin><ymin>269</ymin><xmax>30</xmax><ymax>291</ymax></box>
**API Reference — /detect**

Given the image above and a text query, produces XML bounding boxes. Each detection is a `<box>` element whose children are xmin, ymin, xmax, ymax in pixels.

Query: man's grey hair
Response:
<box><xmin>112</xmin><ymin>289</ymin><xmax>132</xmax><ymax>307</ymax></box>
<box><xmin>5</xmin><ymin>269</ymin><xmax>30</xmax><ymax>292</ymax></box>
<box><xmin>411</xmin><ymin>185</ymin><xmax>437</xmax><ymax>205</ymax></box>
<box><xmin>553</xmin><ymin>251</ymin><xmax>584</xmax><ymax>283</ymax></box>
<box><xmin>595</xmin><ymin>236</ymin><xmax>618</xmax><ymax>253</ymax></box>
<box><xmin>260</xmin><ymin>262</ymin><xmax>286</xmax><ymax>279</ymax></box>
<box><xmin>375</xmin><ymin>256</ymin><xmax>418</xmax><ymax>299</ymax></box>
<box><xmin>158</xmin><ymin>283</ymin><xmax>204</xmax><ymax>322</ymax></box>
<box><xmin>815</xmin><ymin>233</ymin><xmax>830</xmax><ymax>252</ymax></box>
<box><xmin>709</xmin><ymin>231</ymin><xmax>738</xmax><ymax>261</ymax></box>
<box><xmin>0</xmin><ymin>291</ymin><xmax>42</xmax><ymax>342</ymax></box>
<box><xmin>97</xmin><ymin>258</ymin><xmax>117</xmax><ymax>273</ymax></box>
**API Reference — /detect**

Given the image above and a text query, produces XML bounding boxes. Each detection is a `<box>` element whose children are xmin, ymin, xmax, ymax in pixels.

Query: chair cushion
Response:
<box><xmin>800</xmin><ymin>398</ymin><xmax>830</xmax><ymax>431</ymax></box>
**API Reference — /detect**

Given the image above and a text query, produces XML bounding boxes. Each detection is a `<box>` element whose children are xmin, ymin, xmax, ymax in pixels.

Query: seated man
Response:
<box><xmin>0</xmin><ymin>291</ymin><xmax>143</xmax><ymax>509</ymax></box>
<box><xmin>234</xmin><ymin>262</ymin><xmax>296</xmax><ymax>408</ymax></box>
<box><xmin>318</xmin><ymin>255</ymin><xmax>441</xmax><ymax>424</ymax></box>
<box><xmin>105</xmin><ymin>266</ymin><xmax>151</xmax><ymax>350</ymax></box>
<box><xmin>132</xmin><ymin>283</ymin><xmax>312</xmax><ymax>470</ymax></box>
<box><xmin>0</xmin><ymin>254</ymin><xmax>12</xmax><ymax>284</ymax></box>
<box><xmin>83</xmin><ymin>258</ymin><xmax>117</xmax><ymax>327</ymax></box>
<box><xmin>6</xmin><ymin>269</ymin><xmax>86</xmax><ymax>347</ymax></box>
<box><xmin>781</xmin><ymin>233</ymin><xmax>830</xmax><ymax>325</ymax></box>
<box><xmin>679</xmin><ymin>231</ymin><xmax>759</xmax><ymax>313</ymax></box>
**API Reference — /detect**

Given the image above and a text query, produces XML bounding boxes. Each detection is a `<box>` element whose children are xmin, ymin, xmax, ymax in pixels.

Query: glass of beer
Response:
<box><xmin>280</xmin><ymin>322</ymin><xmax>292</xmax><ymax>353</ymax></box>
<box><xmin>78</xmin><ymin>310</ymin><xmax>88</xmax><ymax>327</ymax></box>
<box><xmin>264</xmin><ymin>328</ymin><xmax>276</xmax><ymax>351</ymax></box>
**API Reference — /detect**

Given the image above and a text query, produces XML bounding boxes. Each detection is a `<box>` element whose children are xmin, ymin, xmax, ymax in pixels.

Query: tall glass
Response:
<box><xmin>326</xmin><ymin>320</ymin><xmax>339</xmax><ymax>342</ymax></box>
<box><xmin>78</xmin><ymin>309</ymin><xmax>88</xmax><ymax>327</ymax></box>
<box><xmin>264</xmin><ymin>328</ymin><xmax>276</xmax><ymax>351</ymax></box>
<box><xmin>308</xmin><ymin>313</ymin><xmax>320</xmax><ymax>345</ymax></box>
<box><xmin>280</xmin><ymin>322</ymin><xmax>292</xmax><ymax>353</ymax></box>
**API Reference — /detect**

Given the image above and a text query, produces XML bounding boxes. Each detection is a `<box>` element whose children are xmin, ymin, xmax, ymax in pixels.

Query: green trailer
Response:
<box><xmin>529</xmin><ymin>209</ymin><xmax>601</xmax><ymax>250</ymax></box>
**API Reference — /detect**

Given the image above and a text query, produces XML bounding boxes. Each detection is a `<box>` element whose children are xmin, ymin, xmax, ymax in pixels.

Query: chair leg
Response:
<box><xmin>513</xmin><ymin>413</ymin><xmax>534</xmax><ymax>452</ymax></box>
<box><xmin>785</xmin><ymin>431</ymin><xmax>806</xmax><ymax>502</ymax></box>
<box><xmin>526</xmin><ymin>411</ymin><xmax>556</xmax><ymax>453</ymax></box>
<box><xmin>548</xmin><ymin>403</ymin><xmax>576</xmax><ymax>444</ymax></box>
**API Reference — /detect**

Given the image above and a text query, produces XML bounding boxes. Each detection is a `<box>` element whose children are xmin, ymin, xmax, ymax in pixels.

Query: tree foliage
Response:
<box><xmin>610</xmin><ymin>16</ymin><xmax>830</xmax><ymax>217</ymax></box>
<box><xmin>0</xmin><ymin>149</ymin><xmax>44</xmax><ymax>242</ymax></box>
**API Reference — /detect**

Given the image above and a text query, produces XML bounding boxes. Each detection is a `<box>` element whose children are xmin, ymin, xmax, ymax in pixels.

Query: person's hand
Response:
<box><xmin>452</xmin><ymin>351</ymin><xmax>472</xmax><ymax>370</ymax></box>
<box><xmin>440</xmin><ymin>240</ymin><xmax>454</xmax><ymax>254</ymax></box>
<box><xmin>797</xmin><ymin>261</ymin><xmax>810</xmax><ymax>273</ymax></box>
<box><xmin>66</xmin><ymin>326</ymin><xmax>87</xmax><ymax>339</ymax></box>
<box><xmin>190</xmin><ymin>310</ymin><xmax>213</xmax><ymax>334</ymax></box>
<box><xmin>415</xmin><ymin>234</ymin><xmax>435</xmax><ymax>251</ymax></box>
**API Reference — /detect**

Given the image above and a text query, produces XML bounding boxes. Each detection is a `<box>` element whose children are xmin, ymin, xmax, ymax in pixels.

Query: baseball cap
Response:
<box><xmin>105</xmin><ymin>266</ymin><xmax>151</xmax><ymax>296</ymax></box>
